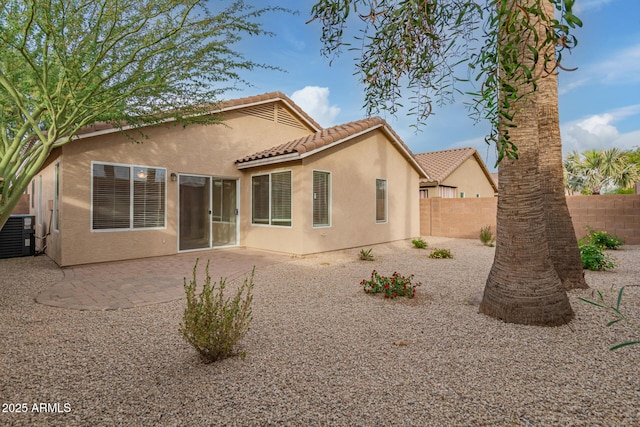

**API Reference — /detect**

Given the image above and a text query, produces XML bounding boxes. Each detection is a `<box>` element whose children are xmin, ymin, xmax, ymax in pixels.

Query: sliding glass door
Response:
<box><xmin>179</xmin><ymin>175</ymin><xmax>211</xmax><ymax>251</ymax></box>
<box><xmin>179</xmin><ymin>175</ymin><xmax>238</xmax><ymax>251</ymax></box>
<box><xmin>212</xmin><ymin>179</ymin><xmax>237</xmax><ymax>246</ymax></box>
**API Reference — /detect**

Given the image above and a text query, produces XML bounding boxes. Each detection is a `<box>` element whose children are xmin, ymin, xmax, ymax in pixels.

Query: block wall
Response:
<box><xmin>420</xmin><ymin>195</ymin><xmax>640</xmax><ymax>244</ymax></box>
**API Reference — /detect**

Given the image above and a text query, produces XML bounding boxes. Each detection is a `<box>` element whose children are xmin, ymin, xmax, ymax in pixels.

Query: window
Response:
<box><xmin>252</xmin><ymin>171</ymin><xmax>292</xmax><ymax>226</ymax></box>
<box><xmin>438</xmin><ymin>186</ymin><xmax>456</xmax><ymax>198</ymax></box>
<box><xmin>92</xmin><ymin>162</ymin><xmax>166</xmax><ymax>230</ymax></box>
<box><xmin>376</xmin><ymin>179</ymin><xmax>387</xmax><ymax>223</ymax></box>
<box><xmin>312</xmin><ymin>171</ymin><xmax>330</xmax><ymax>227</ymax></box>
<box><xmin>53</xmin><ymin>163</ymin><xmax>60</xmax><ymax>231</ymax></box>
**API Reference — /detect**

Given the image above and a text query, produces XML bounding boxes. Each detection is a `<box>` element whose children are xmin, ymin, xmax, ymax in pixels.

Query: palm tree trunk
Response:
<box><xmin>479</xmin><ymin>101</ymin><xmax>574</xmax><ymax>326</ymax></box>
<box><xmin>536</xmin><ymin>0</ymin><xmax>588</xmax><ymax>291</ymax></box>
<box><xmin>479</xmin><ymin>0</ymin><xmax>574</xmax><ymax>326</ymax></box>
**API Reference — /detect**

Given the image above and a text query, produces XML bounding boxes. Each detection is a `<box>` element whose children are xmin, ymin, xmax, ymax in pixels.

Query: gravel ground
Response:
<box><xmin>1</xmin><ymin>237</ymin><xmax>639</xmax><ymax>426</ymax></box>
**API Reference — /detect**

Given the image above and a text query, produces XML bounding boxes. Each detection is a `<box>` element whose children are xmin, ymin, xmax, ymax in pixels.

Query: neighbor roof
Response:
<box><xmin>235</xmin><ymin>117</ymin><xmax>429</xmax><ymax>178</ymax></box>
<box><xmin>70</xmin><ymin>92</ymin><xmax>322</xmax><ymax>140</ymax></box>
<box><xmin>414</xmin><ymin>147</ymin><xmax>498</xmax><ymax>193</ymax></box>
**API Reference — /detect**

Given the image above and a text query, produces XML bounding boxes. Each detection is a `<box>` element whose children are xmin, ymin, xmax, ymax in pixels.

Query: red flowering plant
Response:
<box><xmin>360</xmin><ymin>270</ymin><xmax>422</xmax><ymax>299</ymax></box>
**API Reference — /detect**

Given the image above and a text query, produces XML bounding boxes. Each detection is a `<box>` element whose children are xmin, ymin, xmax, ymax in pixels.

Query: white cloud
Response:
<box><xmin>558</xmin><ymin>77</ymin><xmax>589</xmax><ymax>95</ymax></box>
<box><xmin>596</xmin><ymin>44</ymin><xmax>640</xmax><ymax>84</ymax></box>
<box><xmin>561</xmin><ymin>105</ymin><xmax>640</xmax><ymax>153</ymax></box>
<box><xmin>573</xmin><ymin>0</ymin><xmax>615</xmax><ymax>13</ymax></box>
<box><xmin>290</xmin><ymin>86</ymin><xmax>341</xmax><ymax>127</ymax></box>
<box><xmin>559</xmin><ymin>42</ymin><xmax>640</xmax><ymax>95</ymax></box>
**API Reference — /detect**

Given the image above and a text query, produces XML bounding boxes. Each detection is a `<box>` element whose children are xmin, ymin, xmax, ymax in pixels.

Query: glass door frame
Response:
<box><xmin>177</xmin><ymin>174</ymin><xmax>239</xmax><ymax>253</ymax></box>
<box><xmin>211</xmin><ymin>177</ymin><xmax>240</xmax><ymax>248</ymax></box>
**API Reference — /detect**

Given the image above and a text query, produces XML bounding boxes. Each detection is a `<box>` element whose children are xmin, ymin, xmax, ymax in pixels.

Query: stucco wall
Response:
<box><xmin>241</xmin><ymin>130</ymin><xmax>422</xmax><ymax>254</ymax></box>
<box><xmin>10</xmin><ymin>194</ymin><xmax>30</xmax><ymax>215</ymax></box>
<box><xmin>420</xmin><ymin>195</ymin><xmax>640</xmax><ymax>244</ymax></box>
<box><xmin>440</xmin><ymin>157</ymin><xmax>496</xmax><ymax>198</ymax></box>
<box><xmin>50</xmin><ymin>108</ymin><xmax>313</xmax><ymax>265</ymax></box>
<box><xmin>29</xmin><ymin>159</ymin><xmax>61</xmax><ymax>262</ymax></box>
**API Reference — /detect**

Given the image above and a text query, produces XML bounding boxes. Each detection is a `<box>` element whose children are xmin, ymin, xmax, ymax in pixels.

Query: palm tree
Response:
<box><xmin>564</xmin><ymin>148</ymin><xmax>640</xmax><ymax>194</ymax></box>
<box><xmin>310</xmin><ymin>0</ymin><xmax>580</xmax><ymax>325</ymax></box>
<box><xmin>479</xmin><ymin>0</ymin><xmax>574</xmax><ymax>325</ymax></box>
<box><xmin>535</xmin><ymin>0</ymin><xmax>588</xmax><ymax>290</ymax></box>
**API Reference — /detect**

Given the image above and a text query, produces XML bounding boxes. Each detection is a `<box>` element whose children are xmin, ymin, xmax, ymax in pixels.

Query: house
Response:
<box><xmin>27</xmin><ymin>92</ymin><xmax>426</xmax><ymax>266</ymax></box>
<box><xmin>414</xmin><ymin>147</ymin><xmax>497</xmax><ymax>199</ymax></box>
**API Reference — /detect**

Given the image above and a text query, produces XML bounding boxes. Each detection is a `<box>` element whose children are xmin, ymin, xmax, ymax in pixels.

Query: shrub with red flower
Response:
<box><xmin>361</xmin><ymin>270</ymin><xmax>421</xmax><ymax>299</ymax></box>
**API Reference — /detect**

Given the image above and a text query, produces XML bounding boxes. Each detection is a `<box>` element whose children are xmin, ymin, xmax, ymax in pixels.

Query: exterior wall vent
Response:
<box><xmin>276</xmin><ymin>105</ymin><xmax>306</xmax><ymax>129</ymax></box>
<box><xmin>241</xmin><ymin>104</ymin><xmax>275</xmax><ymax>122</ymax></box>
<box><xmin>0</xmin><ymin>215</ymin><xmax>36</xmax><ymax>259</ymax></box>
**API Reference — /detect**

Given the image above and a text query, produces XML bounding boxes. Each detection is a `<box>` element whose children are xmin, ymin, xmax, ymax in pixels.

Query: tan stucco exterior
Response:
<box><xmin>440</xmin><ymin>157</ymin><xmax>496</xmax><ymax>198</ymax></box>
<box><xmin>29</xmin><ymin>99</ymin><xmax>422</xmax><ymax>266</ymax></box>
<box><xmin>422</xmin><ymin>156</ymin><xmax>496</xmax><ymax>199</ymax></box>
<box><xmin>241</xmin><ymin>131</ymin><xmax>421</xmax><ymax>254</ymax></box>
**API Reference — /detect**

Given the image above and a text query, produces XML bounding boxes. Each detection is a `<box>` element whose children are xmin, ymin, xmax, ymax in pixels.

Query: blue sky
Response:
<box><xmin>226</xmin><ymin>0</ymin><xmax>639</xmax><ymax>170</ymax></box>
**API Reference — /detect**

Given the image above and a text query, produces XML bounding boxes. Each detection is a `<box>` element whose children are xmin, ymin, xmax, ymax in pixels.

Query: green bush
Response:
<box><xmin>579</xmin><ymin>244</ymin><xmax>616</xmax><ymax>271</ymax></box>
<box><xmin>359</xmin><ymin>248</ymin><xmax>374</xmax><ymax>261</ymax></box>
<box><xmin>361</xmin><ymin>270</ymin><xmax>421</xmax><ymax>299</ymax></box>
<box><xmin>429</xmin><ymin>248</ymin><xmax>453</xmax><ymax>259</ymax></box>
<box><xmin>411</xmin><ymin>237</ymin><xmax>427</xmax><ymax>249</ymax></box>
<box><xmin>180</xmin><ymin>259</ymin><xmax>254</xmax><ymax>362</ymax></box>
<box><xmin>582</xmin><ymin>226</ymin><xmax>624</xmax><ymax>250</ymax></box>
<box><xmin>479</xmin><ymin>225</ymin><xmax>495</xmax><ymax>247</ymax></box>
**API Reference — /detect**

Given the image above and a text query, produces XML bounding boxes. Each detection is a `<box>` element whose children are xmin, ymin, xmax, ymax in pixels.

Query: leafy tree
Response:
<box><xmin>309</xmin><ymin>0</ymin><xmax>582</xmax><ymax>325</ymax></box>
<box><xmin>563</xmin><ymin>148</ymin><xmax>640</xmax><ymax>195</ymax></box>
<box><xmin>0</xmin><ymin>0</ymin><xmax>286</xmax><ymax>228</ymax></box>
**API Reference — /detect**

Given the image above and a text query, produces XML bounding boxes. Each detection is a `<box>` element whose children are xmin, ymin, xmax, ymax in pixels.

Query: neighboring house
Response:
<box><xmin>414</xmin><ymin>147</ymin><xmax>498</xmax><ymax>199</ymax></box>
<box><xmin>27</xmin><ymin>92</ymin><xmax>426</xmax><ymax>266</ymax></box>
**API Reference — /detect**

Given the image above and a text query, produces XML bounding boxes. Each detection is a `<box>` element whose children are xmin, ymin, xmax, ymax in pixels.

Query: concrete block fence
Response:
<box><xmin>420</xmin><ymin>195</ymin><xmax>640</xmax><ymax>245</ymax></box>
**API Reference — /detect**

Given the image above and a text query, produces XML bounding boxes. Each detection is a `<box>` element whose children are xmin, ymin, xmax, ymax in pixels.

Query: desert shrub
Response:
<box><xmin>180</xmin><ymin>259</ymin><xmax>254</xmax><ymax>362</ymax></box>
<box><xmin>411</xmin><ymin>237</ymin><xmax>427</xmax><ymax>249</ymax></box>
<box><xmin>429</xmin><ymin>248</ymin><xmax>453</xmax><ymax>259</ymax></box>
<box><xmin>579</xmin><ymin>244</ymin><xmax>616</xmax><ymax>271</ymax></box>
<box><xmin>361</xmin><ymin>269</ymin><xmax>421</xmax><ymax>299</ymax></box>
<box><xmin>359</xmin><ymin>248</ymin><xmax>374</xmax><ymax>261</ymax></box>
<box><xmin>581</xmin><ymin>226</ymin><xmax>623</xmax><ymax>250</ymax></box>
<box><xmin>479</xmin><ymin>225</ymin><xmax>495</xmax><ymax>247</ymax></box>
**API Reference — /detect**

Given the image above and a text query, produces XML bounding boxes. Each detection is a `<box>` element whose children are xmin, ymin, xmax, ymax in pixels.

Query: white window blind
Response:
<box><xmin>376</xmin><ymin>179</ymin><xmax>387</xmax><ymax>223</ymax></box>
<box><xmin>92</xmin><ymin>163</ymin><xmax>165</xmax><ymax>230</ymax></box>
<box><xmin>252</xmin><ymin>171</ymin><xmax>292</xmax><ymax>226</ymax></box>
<box><xmin>313</xmin><ymin>171</ymin><xmax>330</xmax><ymax>227</ymax></box>
<box><xmin>252</xmin><ymin>175</ymin><xmax>270</xmax><ymax>224</ymax></box>
<box><xmin>271</xmin><ymin>171</ymin><xmax>292</xmax><ymax>226</ymax></box>
<box><xmin>133</xmin><ymin>167</ymin><xmax>166</xmax><ymax>228</ymax></box>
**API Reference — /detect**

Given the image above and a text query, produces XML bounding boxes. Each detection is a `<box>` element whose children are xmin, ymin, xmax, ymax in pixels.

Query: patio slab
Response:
<box><xmin>36</xmin><ymin>248</ymin><xmax>290</xmax><ymax>310</ymax></box>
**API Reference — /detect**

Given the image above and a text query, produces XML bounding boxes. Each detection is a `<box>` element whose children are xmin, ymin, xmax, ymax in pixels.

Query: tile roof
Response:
<box><xmin>72</xmin><ymin>92</ymin><xmax>322</xmax><ymax>139</ymax></box>
<box><xmin>235</xmin><ymin>117</ymin><xmax>428</xmax><ymax>178</ymax></box>
<box><xmin>414</xmin><ymin>147</ymin><xmax>498</xmax><ymax>192</ymax></box>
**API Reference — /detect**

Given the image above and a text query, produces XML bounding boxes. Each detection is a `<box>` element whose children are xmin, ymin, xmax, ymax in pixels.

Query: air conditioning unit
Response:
<box><xmin>0</xmin><ymin>215</ymin><xmax>36</xmax><ymax>259</ymax></box>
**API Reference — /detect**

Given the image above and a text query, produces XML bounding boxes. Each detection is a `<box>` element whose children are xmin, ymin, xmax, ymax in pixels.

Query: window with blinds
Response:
<box><xmin>251</xmin><ymin>175</ymin><xmax>270</xmax><ymax>224</ymax></box>
<box><xmin>312</xmin><ymin>171</ymin><xmax>330</xmax><ymax>227</ymax></box>
<box><xmin>251</xmin><ymin>171</ymin><xmax>292</xmax><ymax>226</ymax></box>
<box><xmin>92</xmin><ymin>162</ymin><xmax>166</xmax><ymax>230</ymax></box>
<box><xmin>271</xmin><ymin>171</ymin><xmax>291</xmax><ymax>226</ymax></box>
<box><xmin>376</xmin><ymin>179</ymin><xmax>387</xmax><ymax>223</ymax></box>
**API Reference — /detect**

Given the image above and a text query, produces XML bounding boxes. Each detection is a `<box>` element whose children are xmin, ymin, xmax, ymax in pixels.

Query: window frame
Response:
<box><xmin>251</xmin><ymin>170</ymin><xmax>293</xmax><ymax>227</ymax></box>
<box><xmin>53</xmin><ymin>162</ymin><xmax>60</xmax><ymax>231</ymax></box>
<box><xmin>375</xmin><ymin>178</ymin><xmax>388</xmax><ymax>224</ymax></box>
<box><xmin>312</xmin><ymin>170</ymin><xmax>331</xmax><ymax>228</ymax></box>
<box><xmin>90</xmin><ymin>161</ymin><xmax>167</xmax><ymax>232</ymax></box>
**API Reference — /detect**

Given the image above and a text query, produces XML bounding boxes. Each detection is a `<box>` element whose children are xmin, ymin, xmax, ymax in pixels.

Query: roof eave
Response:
<box><xmin>65</xmin><ymin>93</ymin><xmax>321</xmax><ymax>143</ymax></box>
<box><xmin>235</xmin><ymin>152</ymin><xmax>301</xmax><ymax>170</ymax></box>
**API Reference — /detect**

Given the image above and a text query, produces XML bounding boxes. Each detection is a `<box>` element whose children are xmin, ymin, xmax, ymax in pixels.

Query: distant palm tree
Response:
<box><xmin>564</xmin><ymin>148</ymin><xmax>640</xmax><ymax>195</ymax></box>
